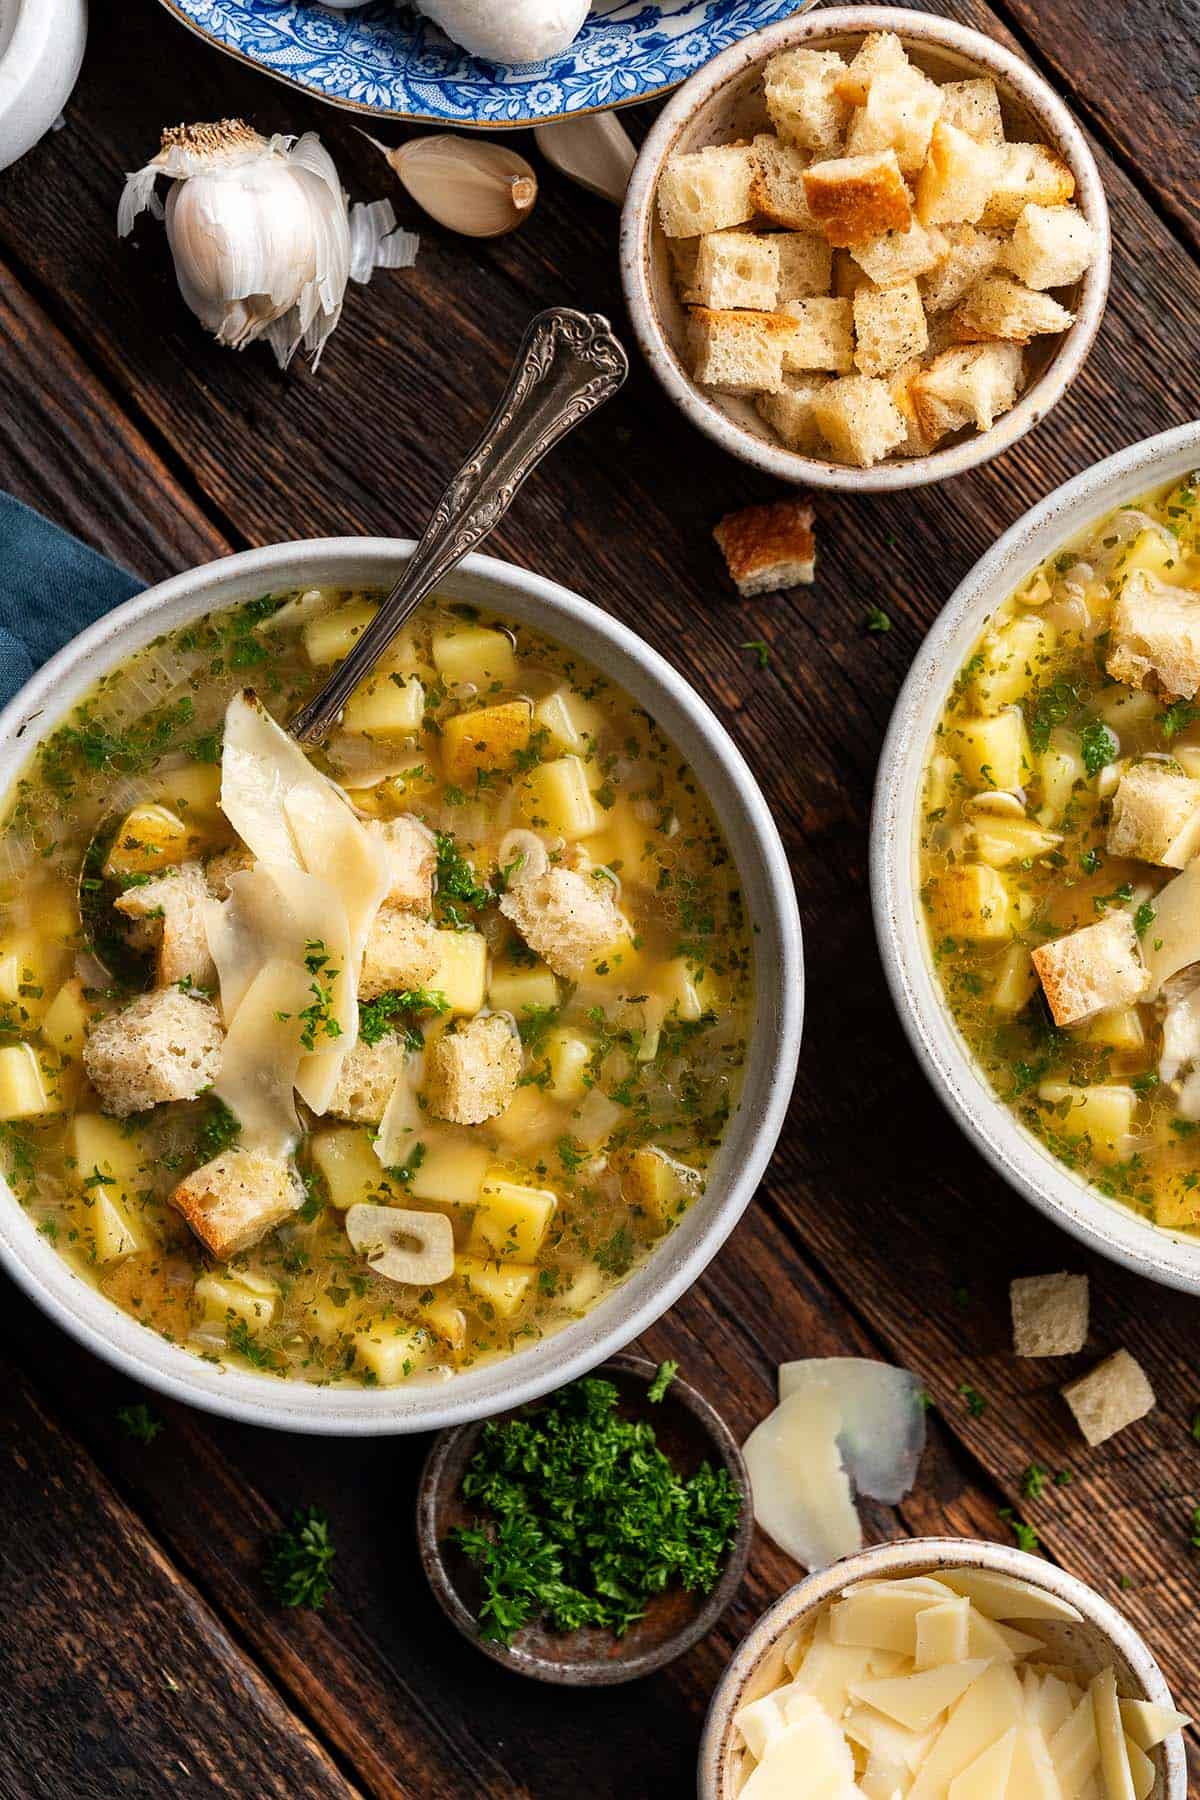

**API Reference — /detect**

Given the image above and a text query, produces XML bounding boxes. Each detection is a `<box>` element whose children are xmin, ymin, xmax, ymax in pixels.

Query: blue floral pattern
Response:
<box><xmin>159</xmin><ymin>0</ymin><xmax>815</xmax><ymax>125</ymax></box>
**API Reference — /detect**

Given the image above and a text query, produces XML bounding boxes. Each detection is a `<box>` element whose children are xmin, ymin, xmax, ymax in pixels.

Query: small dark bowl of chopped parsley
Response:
<box><xmin>417</xmin><ymin>1354</ymin><xmax>752</xmax><ymax>1685</ymax></box>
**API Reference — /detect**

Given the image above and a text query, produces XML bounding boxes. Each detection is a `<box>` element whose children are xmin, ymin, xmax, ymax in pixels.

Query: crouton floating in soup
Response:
<box><xmin>921</xmin><ymin>472</ymin><xmax>1200</xmax><ymax>1229</ymax></box>
<box><xmin>0</xmin><ymin>592</ymin><xmax>752</xmax><ymax>1383</ymax></box>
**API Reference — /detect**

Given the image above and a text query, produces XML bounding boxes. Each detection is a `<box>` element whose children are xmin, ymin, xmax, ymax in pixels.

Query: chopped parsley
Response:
<box><xmin>264</xmin><ymin>1506</ymin><xmax>337</xmax><ymax>1610</ymax></box>
<box><xmin>959</xmin><ymin>1382</ymin><xmax>986</xmax><ymax>1419</ymax></box>
<box><xmin>359</xmin><ymin>987</ymin><xmax>448</xmax><ymax>1049</ymax></box>
<box><xmin>435</xmin><ymin>831</ymin><xmax>493</xmax><ymax>924</ymax></box>
<box><xmin>647</xmin><ymin>1361</ymin><xmax>678</xmax><ymax>1403</ymax></box>
<box><xmin>1161</xmin><ymin>700</ymin><xmax>1200</xmax><ymax>743</ymax></box>
<box><xmin>865</xmin><ymin>606</ymin><xmax>892</xmax><ymax>634</ymax></box>
<box><xmin>1079</xmin><ymin>720</ymin><xmax>1118</xmax><ymax>778</ymax></box>
<box><xmin>116</xmin><ymin>1402</ymin><xmax>162</xmax><ymax>1444</ymax></box>
<box><xmin>1019</xmin><ymin>1461</ymin><xmax>1049</xmax><ymax>1501</ymax></box>
<box><xmin>740</xmin><ymin>639</ymin><xmax>771</xmax><ymax>669</ymax></box>
<box><xmin>998</xmin><ymin>1507</ymin><xmax>1040</xmax><ymax>1555</ymax></box>
<box><xmin>1134</xmin><ymin>900</ymin><xmax>1156</xmax><ymax>938</ymax></box>
<box><xmin>196</xmin><ymin>1098</ymin><xmax>241</xmax><ymax>1164</ymax></box>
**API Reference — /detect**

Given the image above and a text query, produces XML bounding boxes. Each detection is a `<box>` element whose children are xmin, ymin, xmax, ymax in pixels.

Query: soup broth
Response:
<box><xmin>0</xmin><ymin>589</ymin><xmax>752</xmax><ymax>1385</ymax></box>
<box><xmin>921</xmin><ymin>473</ymin><xmax>1200</xmax><ymax>1232</ymax></box>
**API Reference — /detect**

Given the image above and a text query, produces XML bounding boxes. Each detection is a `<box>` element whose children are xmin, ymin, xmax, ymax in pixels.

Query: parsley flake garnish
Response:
<box><xmin>865</xmin><ymin>605</ymin><xmax>892</xmax><ymax>634</ymax></box>
<box><xmin>264</xmin><ymin>1506</ymin><xmax>336</xmax><ymax>1610</ymax></box>
<box><xmin>740</xmin><ymin>640</ymin><xmax>771</xmax><ymax>670</ymax></box>
<box><xmin>116</xmin><ymin>1402</ymin><xmax>162</xmax><ymax>1444</ymax></box>
<box><xmin>647</xmin><ymin>1361</ymin><xmax>678</xmax><ymax>1403</ymax></box>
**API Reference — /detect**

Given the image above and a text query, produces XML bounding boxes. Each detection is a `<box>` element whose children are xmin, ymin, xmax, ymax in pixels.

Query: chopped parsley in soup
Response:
<box><xmin>921</xmin><ymin>473</ymin><xmax>1200</xmax><ymax>1233</ymax></box>
<box><xmin>0</xmin><ymin>591</ymin><xmax>751</xmax><ymax>1385</ymax></box>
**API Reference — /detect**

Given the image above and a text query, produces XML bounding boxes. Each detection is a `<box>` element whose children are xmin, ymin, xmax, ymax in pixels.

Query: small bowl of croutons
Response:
<box><xmin>619</xmin><ymin>6</ymin><xmax>1110</xmax><ymax>489</ymax></box>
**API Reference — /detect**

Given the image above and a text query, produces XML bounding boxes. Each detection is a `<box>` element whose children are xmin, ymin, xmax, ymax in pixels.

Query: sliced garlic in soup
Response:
<box><xmin>344</xmin><ymin>1203</ymin><xmax>454</xmax><ymax>1286</ymax></box>
<box><xmin>778</xmin><ymin>1359</ymin><xmax>927</xmax><ymax>1504</ymax></box>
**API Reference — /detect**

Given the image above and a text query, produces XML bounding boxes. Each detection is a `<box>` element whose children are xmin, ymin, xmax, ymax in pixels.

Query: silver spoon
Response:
<box><xmin>287</xmin><ymin>306</ymin><xmax>628</xmax><ymax>746</ymax></box>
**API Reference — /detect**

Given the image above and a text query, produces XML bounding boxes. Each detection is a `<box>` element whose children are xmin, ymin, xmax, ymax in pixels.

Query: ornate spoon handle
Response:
<box><xmin>288</xmin><ymin>306</ymin><xmax>628</xmax><ymax>745</ymax></box>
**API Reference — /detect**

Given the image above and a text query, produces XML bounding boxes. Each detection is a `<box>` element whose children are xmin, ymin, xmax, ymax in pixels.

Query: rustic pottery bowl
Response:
<box><xmin>0</xmin><ymin>541</ymin><xmax>802</xmax><ymax>1434</ymax></box>
<box><xmin>699</xmin><ymin>1537</ymin><xmax>1188</xmax><ymax>1799</ymax></box>
<box><xmin>417</xmin><ymin>1352</ymin><xmax>753</xmax><ymax>1684</ymax></box>
<box><xmin>619</xmin><ymin>6</ymin><xmax>1111</xmax><ymax>492</ymax></box>
<box><xmin>872</xmin><ymin>419</ymin><xmax>1200</xmax><ymax>1293</ymax></box>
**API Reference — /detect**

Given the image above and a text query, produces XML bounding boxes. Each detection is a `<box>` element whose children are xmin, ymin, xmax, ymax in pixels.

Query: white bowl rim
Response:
<box><xmin>0</xmin><ymin>538</ymin><xmax>803</xmax><ymax>1434</ymax></box>
<box><xmin>619</xmin><ymin>4</ymin><xmax>1112</xmax><ymax>494</ymax></box>
<box><xmin>697</xmin><ymin>1535</ymin><xmax>1187</xmax><ymax>1799</ymax></box>
<box><xmin>872</xmin><ymin>420</ymin><xmax>1200</xmax><ymax>1293</ymax></box>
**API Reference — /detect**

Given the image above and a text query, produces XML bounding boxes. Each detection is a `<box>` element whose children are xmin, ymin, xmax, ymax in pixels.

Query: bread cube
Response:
<box><xmin>499</xmin><ymin>864</ymin><xmax>623</xmax><ymax>980</ymax></box>
<box><xmin>833</xmin><ymin>31</ymin><xmax>909</xmax><ymax>106</ymax></box>
<box><xmin>1031</xmin><ymin>911</ymin><xmax>1149</xmax><ymax>1026</ymax></box>
<box><xmin>83</xmin><ymin>988</ymin><xmax>223</xmax><ymax>1117</ymax></box>
<box><xmin>469</xmin><ymin>1170</ymin><xmax>557</xmax><ymax>1261</ymax></box>
<box><xmin>1002</xmin><ymin>203</ymin><xmax>1096</xmax><ymax>290</ymax></box>
<box><xmin>780</xmin><ymin>295</ymin><xmax>855</xmax><ymax>372</ymax></box>
<box><xmin>755</xmin><ymin>374</ymin><xmax>832</xmax><ymax>453</ymax></box>
<box><xmin>656</xmin><ymin>143</ymin><xmax>757</xmax><ymax>238</ymax></box>
<box><xmin>425</xmin><ymin>1012</ymin><xmax>521</xmax><ymax>1126</ymax></box>
<box><xmin>764</xmin><ymin>48</ymin><xmax>850</xmax><ymax>157</ymax></box>
<box><xmin>359</xmin><ymin>910</ymin><xmax>440</xmax><ymax>1002</ymax></box>
<box><xmin>172</xmin><ymin>1148</ymin><xmax>303</xmax><ymax>1259</ymax></box>
<box><xmin>748</xmin><ymin>134</ymin><xmax>818</xmax><ymax>231</ymax></box>
<box><xmin>368</xmin><ymin>815</ymin><xmax>437</xmax><ymax>912</ymax></box>
<box><xmin>920</xmin><ymin>224</ymin><xmax>1003</xmax><ymax>313</ymax></box>
<box><xmin>309</xmin><ymin>1125</ymin><xmax>385</xmax><ymax>1209</ymax></box>
<box><xmin>952</xmin><ymin>275</ymin><xmax>1074</xmax><ymax>343</ymax></box>
<box><xmin>429</xmin><ymin>929</ymin><xmax>487</xmax><ymax>1016</ymax></box>
<box><xmin>916</xmin><ymin>121</ymin><xmax>999</xmax><ymax>226</ymax></box>
<box><xmin>1061</xmin><ymin>1349</ymin><xmax>1156</xmax><ymax>1446</ymax></box>
<box><xmin>928</xmin><ymin>863</ymin><xmax>1014</xmax><ymax>941</ymax></box>
<box><xmin>532</xmin><ymin>688</ymin><xmax>602</xmax><ymax>757</ymax></box>
<box><xmin>852</xmin><ymin>219</ymin><xmax>945</xmax><ymax>287</ymax></box>
<box><xmin>689</xmin><ymin>305</ymin><xmax>794</xmax><ymax>395</ymax></box>
<box><xmin>669</xmin><ymin>236</ymin><xmax>701</xmax><ymax>303</ymax></box>
<box><xmin>104</xmin><ymin>803</ymin><xmax>204</xmax><ymax>880</ymax></box>
<box><xmin>1011</xmin><ymin>1272</ymin><xmax>1090</xmax><ymax>1357</ymax></box>
<box><xmin>695</xmin><ymin>230</ymin><xmax>780</xmax><ymax>311</ymax></box>
<box><xmin>114</xmin><ymin>860</ymin><xmax>215</xmax><ymax>990</ymax></box>
<box><xmin>1107</xmin><ymin>761</ymin><xmax>1200</xmax><ymax>868</ymax></box>
<box><xmin>1107</xmin><ymin>571</ymin><xmax>1200</xmax><ymax>699</ymax></box>
<box><xmin>775</xmin><ymin>232</ymin><xmax>834</xmax><ymax>301</ymax></box>
<box><xmin>303</xmin><ymin>599</ymin><xmax>377</xmax><ymax>665</ymax></box>
<box><xmin>911</xmin><ymin>342</ymin><xmax>1024</xmax><ymax>437</ymax></box>
<box><xmin>810</xmin><ymin>373</ymin><xmax>907</xmax><ymax>468</ymax></box>
<box><xmin>939</xmin><ymin>77</ymin><xmax>1005</xmax><ymax>146</ymax></box>
<box><xmin>803</xmin><ymin>150</ymin><xmax>911</xmax><ymax>246</ymax></box>
<box><xmin>195</xmin><ymin>1268</ymin><xmax>278</xmax><ymax>1334</ymax></box>
<box><xmin>431</xmin><ymin>624</ymin><xmax>517</xmax><ymax>687</ymax></box>
<box><xmin>441</xmin><ymin>700</ymin><xmax>532</xmax><ymax>786</ymax></box>
<box><xmin>853</xmin><ymin>280</ymin><xmax>928</xmax><ymax>377</ymax></box>
<box><xmin>713</xmin><ymin>499</ymin><xmax>817</xmax><ymax>597</ymax></box>
<box><xmin>328</xmin><ymin>1033</ymin><xmax>411</xmax><ymax>1123</ymax></box>
<box><xmin>837</xmin><ymin>246</ymin><xmax>878</xmax><ymax>294</ymax></box>
<box><xmin>982</xmin><ymin>142</ymin><xmax>1076</xmax><ymax>229</ymax></box>
<box><xmin>845</xmin><ymin>63</ymin><xmax>944</xmax><ymax>173</ymax></box>
<box><xmin>888</xmin><ymin>359</ymin><xmax>945</xmax><ymax>458</ymax></box>
<box><xmin>454</xmin><ymin>1253</ymin><xmax>534</xmax><ymax>1319</ymax></box>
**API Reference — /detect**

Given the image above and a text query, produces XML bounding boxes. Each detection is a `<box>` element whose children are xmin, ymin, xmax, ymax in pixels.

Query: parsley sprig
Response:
<box><xmin>264</xmin><ymin>1506</ymin><xmax>337</xmax><ymax>1610</ymax></box>
<box><xmin>359</xmin><ymin>986</ymin><xmax>448</xmax><ymax>1049</ymax></box>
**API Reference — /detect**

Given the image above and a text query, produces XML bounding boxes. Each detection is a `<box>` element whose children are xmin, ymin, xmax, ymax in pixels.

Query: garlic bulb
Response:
<box><xmin>418</xmin><ymin>0</ymin><xmax>589</xmax><ymax>64</ymax></box>
<box><xmin>361</xmin><ymin>132</ymin><xmax>536</xmax><ymax>239</ymax></box>
<box><xmin>118</xmin><ymin>120</ymin><xmax>419</xmax><ymax>370</ymax></box>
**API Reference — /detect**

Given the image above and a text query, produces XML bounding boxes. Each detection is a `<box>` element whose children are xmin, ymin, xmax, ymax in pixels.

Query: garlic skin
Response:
<box><xmin>418</xmin><ymin>0</ymin><xmax>590</xmax><ymax>64</ymax></box>
<box><xmin>118</xmin><ymin>120</ymin><xmax>418</xmax><ymax>370</ymax></box>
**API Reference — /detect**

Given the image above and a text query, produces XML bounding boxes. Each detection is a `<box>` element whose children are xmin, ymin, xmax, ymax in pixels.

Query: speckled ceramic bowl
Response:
<box><xmin>699</xmin><ymin>1537</ymin><xmax>1188</xmax><ymax>1799</ymax></box>
<box><xmin>619</xmin><ymin>7</ymin><xmax>1111</xmax><ymax>492</ymax></box>
<box><xmin>872</xmin><ymin>421</ymin><xmax>1200</xmax><ymax>1293</ymax></box>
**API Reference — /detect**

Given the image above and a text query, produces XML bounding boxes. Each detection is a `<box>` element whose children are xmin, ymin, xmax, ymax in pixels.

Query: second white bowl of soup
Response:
<box><xmin>873</xmin><ymin>420</ymin><xmax>1200</xmax><ymax>1293</ymax></box>
<box><xmin>0</xmin><ymin>541</ymin><xmax>801</xmax><ymax>1432</ymax></box>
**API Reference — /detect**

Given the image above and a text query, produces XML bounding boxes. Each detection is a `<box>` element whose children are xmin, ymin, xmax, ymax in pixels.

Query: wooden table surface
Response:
<box><xmin>1</xmin><ymin>1</ymin><xmax>1198</xmax><ymax>1794</ymax></box>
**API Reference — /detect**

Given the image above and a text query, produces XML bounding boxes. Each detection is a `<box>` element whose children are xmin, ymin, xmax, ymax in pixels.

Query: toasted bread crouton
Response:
<box><xmin>853</xmin><ymin>280</ymin><xmax>928</xmax><ymax>377</ymax></box>
<box><xmin>775</xmin><ymin>232</ymin><xmax>834</xmax><ymax>301</ymax></box>
<box><xmin>668</xmin><ymin>236</ymin><xmax>702</xmax><ymax>304</ymax></box>
<box><xmin>1002</xmin><ymin>202</ymin><xmax>1096</xmax><ymax>290</ymax></box>
<box><xmin>690</xmin><ymin>306</ymin><xmax>794</xmax><ymax>394</ymax></box>
<box><xmin>1011</xmin><ymin>1272</ymin><xmax>1089</xmax><ymax>1357</ymax></box>
<box><xmin>1031</xmin><ymin>911</ymin><xmax>1149</xmax><ymax>1027</ymax></box>
<box><xmin>749</xmin><ymin>134</ymin><xmax>818</xmax><ymax>231</ymax></box>
<box><xmin>763</xmin><ymin>48</ymin><xmax>850</xmax><ymax>158</ymax></box>
<box><xmin>425</xmin><ymin>1013</ymin><xmax>521</xmax><ymax>1126</ymax></box>
<box><xmin>911</xmin><ymin>342</ymin><xmax>1024</xmax><ymax>436</ymax></box>
<box><xmin>114</xmin><ymin>861</ymin><xmax>216</xmax><ymax>990</ymax></box>
<box><xmin>833</xmin><ymin>31</ymin><xmax>909</xmax><ymax>106</ymax></box>
<box><xmin>695</xmin><ymin>230</ymin><xmax>780</xmax><ymax>311</ymax></box>
<box><xmin>920</xmin><ymin>223</ymin><xmax>1003</xmax><ymax>313</ymax></box>
<box><xmin>851</xmin><ymin>219</ymin><xmax>945</xmax><ymax>288</ymax></box>
<box><xmin>845</xmin><ymin>63</ymin><xmax>944</xmax><ymax>174</ymax></box>
<box><xmin>1107</xmin><ymin>571</ymin><xmax>1200</xmax><ymax>700</ymax></box>
<box><xmin>939</xmin><ymin>77</ymin><xmax>1005</xmax><ymax>147</ymax></box>
<box><xmin>780</xmin><ymin>295</ymin><xmax>855</xmax><ymax>372</ymax></box>
<box><xmin>915</xmin><ymin>121</ymin><xmax>999</xmax><ymax>226</ymax></box>
<box><xmin>84</xmin><ymin>988</ymin><xmax>223</xmax><ymax>1117</ymax></box>
<box><xmin>360</xmin><ymin>909</ymin><xmax>440</xmax><ymax>1000</ymax></box>
<box><xmin>204</xmin><ymin>845</ymin><xmax>254</xmax><ymax>900</ymax></box>
<box><xmin>328</xmin><ymin>1033</ymin><xmax>411</xmax><ymax>1123</ymax></box>
<box><xmin>172</xmin><ymin>1147</ymin><xmax>304</xmax><ymax>1260</ymax></box>
<box><xmin>803</xmin><ymin>150</ymin><xmax>911</xmax><ymax>247</ymax></box>
<box><xmin>657</xmin><ymin>144</ymin><xmax>757</xmax><ymax>238</ymax></box>
<box><xmin>832</xmin><ymin>248</ymin><xmax>871</xmax><ymax>299</ymax></box>
<box><xmin>369</xmin><ymin>815</ymin><xmax>436</xmax><ymax>911</ymax></box>
<box><xmin>888</xmin><ymin>359</ymin><xmax>945</xmax><ymax>458</ymax></box>
<box><xmin>499</xmin><ymin>865</ymin><xmax>623</xmax><ymax>979</ymax></box>
<box><xmin>952</xmin><ymin>275</ymin><xmax>1074</xmax><ymax>343</ymax></box>
<box><xmin>755</xmin><ymin>374</ymin><xmax>832</xmax><ymax>453</ymax></box>
<box><xmin>713</xmin><ymin>500</ymin><xmax>817</xmax><ymax>597</ymax></box>
<box><xmin>1061</xmin><ymin>1349</ymin><xmax>1155</xmax><ymax>1446</ymax></box>
<box><xmin>810</xmin><ymin>374</ymin><xmax>907</xmax><ymax>468</ymax></box>
<box><xmin>982</xmin><ymin>141</ymin><xmax>1075</xmax><ymax>229</ymax></box>
<box><xmin>1107</xmin><ymin>761</ymin><xmax>1200</xmax><ymax>868</ymax></box>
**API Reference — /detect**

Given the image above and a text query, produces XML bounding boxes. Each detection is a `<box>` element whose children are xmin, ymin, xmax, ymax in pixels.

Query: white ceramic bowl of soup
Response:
<box><xmin>698</xmin><ymin>1537</ymin><xmax>1188</xmax><ymax>1799</ymax></box>
<box><xmin>0</xmin><ymin>540</ymin><xmax>803</xmax><ymax>1434</ymax></box>
<box><xmin>872</xmin><ymin>420</ymin><xmax>1200</xmax><ymax>1294</ymax></box>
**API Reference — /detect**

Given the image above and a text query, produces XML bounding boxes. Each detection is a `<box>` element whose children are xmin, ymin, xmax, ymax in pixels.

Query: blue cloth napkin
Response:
<box><xmin>0</xmin><ymin>493</ymin><xmax>146</xmax><ymax>709</ymax></box>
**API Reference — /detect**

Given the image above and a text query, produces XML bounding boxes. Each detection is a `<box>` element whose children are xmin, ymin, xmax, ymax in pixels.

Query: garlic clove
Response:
<box><xmin>534</xmin><ymin>113</ymin><xmax>636</xmax><ymax>205</ymax></box>
<box><xmin>362</xmin><ymin>131</ymin><xmax>537</xmax><ymax>239</ymax></box>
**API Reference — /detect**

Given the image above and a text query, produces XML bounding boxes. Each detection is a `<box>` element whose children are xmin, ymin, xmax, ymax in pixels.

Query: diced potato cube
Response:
<box><xmin>0</xmin><ymin>1043</ymin><xmax>60</xmax><ymax>1120</ymax></box>
<box><xmin>655</xmin><ymin>955</ymin><xmax>723</xmax><ymax>1022</ymax></box>
<box><xmin>195</xmin><ymin>1268</ymin><xmax>278</xmax><ymax>1332</ymax></box>
<box><xmin>924</xmin><ymin>752</ymin><xmax>959</xmax><ymax>814</ymax></box>
<box><xmin>0</xmin><ymin>931</ymin><xmax>69</xmax><ymax>1029</ymax></box>
<box><xmin>1037</xmin><ymin>1081</ymin><xmax>1136</xmax><ymax>1161</ymax></box>
<box><xmin>354</xmin><ymin>1319</ymin><xmax>437</xmax><ymax>1385</ymax></box>
<box><xmin>66</xmin><ymin>1114</ymin><xmax>153</xmax><ymax>1263</ymax></box>
<box><xmin>303</xmin><ymin>599</ymin><xmax>378</xmax><ymax>665</ymax></box>
<box><xmin>41</xmin><ymin>979</ymin><xmax>95</xmax><ymax>1057</ymax></box>
<box><xmin>104</xmin><ymin>804</ymin><xmax>202</xmax><ymax>878</ymax></box>
<box><xmin>488</xmin><ymin>961</ymin><xmax>560</xmax><ymax>1017</ymax></box>
<box><xmin>1080</xmin><ymin>1007</ymin><xmax>1145</xmax><ymax>1052</ymax></box>
<box><xmin>929</xmin><ymin>864</ymin><xmax>1013</xmax><ymax>941</ymax></box>
<box><xmin>619</xmin><ymin>1148</ymin><xmax>700</xmax><ymax>1231</ymax></box>
<box><xmin>533</xmin><ymin>689</ymin><xmax>603</xmax><ymax>756</ymax></box>
<box><xmin>441</xmin><ymin>700</ymin><xmax>532</xmax><ymax>785</ymax></box>
<box><xmin>469</xmin><ymin>1171</ymin><xmax>557</xmax><ymax>1261</ymax></box>
<box><xmin>517</xmin><ymin>756</ymin><xmax>598</xmax><ymax>840</ymax></box>
<box><xmin>341</xmin><ymin>671</ymin><xmax>424</xmax><ymax>740</ymax></box>
<box><xmin>992</xmin><ymin>944</ymin><xmax>1038</xmax><ymax>1016</ymax></box>
<box><xmin>309</xmin><ymin>1127</ymin><xmax>385</xmax><ymax>1210</ymax></box>
<box><xmin>407</xmin><ymin>1137</ymin><xmax>491</xmax><ymax>1205</ymax></box>
<box><xmin>310</xmin><ymin>1284</ymin><xmax>369</xmax><ymax>1345</ymax></box>
<box><xmin>376</xmin><ymin>760</ymin><xmax>441</xmax><ymax>811</ymax></box>
<box><xmin>430</xmin><ymin>930</ymin><xmax>488</xmax><ymax>1016</ymax></box>
<box><xmin>488</xmin><ymin>1085</ymin><xmax>565</xmax><ymax>1147</ymax></box>
<box><xmin>419</xmin><ymin>1297</ymin><xmax>467</xmax><ymax>1352</ymax></box>
<box><xmin>1117</xmin><ymin>528</ymin><xmax>1182</xmax><ymax>584</ymax></box>
<box><xmin>543</xmin><ymin>1027</ymin><xmax>593</xmax><ymax>1101</ymax></box>
<box><xmin>149</xmin><ymin>762</ymin><xmax>223</xmax><ymax>825</ymax></box>
<box><xmin>431</xmin><ymin>625</ymin><xmax>517</xmax><ymax>687</ymax></box>
<box><xmin>584</xmin><ymin>798</ymin><xmax>660</xmax><ymax>886</ymax></box>
<box><xmin>973</xmin><ymin>615</ymin><xmax>1058</xmax><ymax>713</ymax></box>
<box><xmin>27</xmin><ymin>883</ymin><xmax>79</xmax><ymax>941</ymax></box>
<box><xmin>1038</xmin><ymin>728</ymin><xmax>1086</xmax><ymax>825</ymax></box>
<box><xmin>948</xmin><ymin>711</ymin><xmax>1033</xmax><ymax>791</ymax></box>
<box><xmin>455</xmin><ymin>1252</ymin><xmax>535</xmax><ymax>1318</ymax></box>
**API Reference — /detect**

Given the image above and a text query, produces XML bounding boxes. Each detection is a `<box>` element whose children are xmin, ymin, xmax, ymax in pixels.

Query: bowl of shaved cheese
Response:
<box><xmin>699</xmin><ymin>1537</ymin><xmax>1188</xmax><ymax>1800</ymax></box>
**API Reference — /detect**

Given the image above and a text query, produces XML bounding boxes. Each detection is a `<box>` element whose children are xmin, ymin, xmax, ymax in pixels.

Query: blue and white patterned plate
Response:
<box><xmin>156</xmin><ymin>0</ymin><xmax>818</xmax><ymax>127</ymax></box>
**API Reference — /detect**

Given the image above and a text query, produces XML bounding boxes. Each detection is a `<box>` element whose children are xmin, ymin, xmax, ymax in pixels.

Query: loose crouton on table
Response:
<box><xmin>1030</xmin><ymin>910</ymin><xmax>1149</xmax><ymax>1028</ymax></box>
<box><xmin>1061</xmin><ymin>1348</ymin><xmax>1156</xmax><ymax>1446</ymax></box>
<box><xmin>1107</xmin><ymin>571</ymin><xmax>1200</xmax><ymax>700</ymax></box>
<box><xmin>114</xmin><ymin>860</ymin><xmax>216</xmax><ymax>989</ymax></box>
<box><xmin>803</xmin><ymin>149</ymin><xmax>912</xmax><ymax>247</ymax></box>
<box><xmin>713</xmin><ymin>500</ymin><xmax>817</xmax><ymax>598</ymax></box>
<box><xmin>1011</xmin><ymin>1271</ymin><xmax>1090</xmax><ymax>1357</ymax></box>
<box><xmin>499</xmin><ymin>864</ymin><xmax>623</xmax><ymax>979</ymax></box>
<box><xmin>425</xmin><ymin>1013</ymin><xmax>521</xmax><ymax>1126</ymax></box>
<box><xmin>83</xmin><ymin>987</ymin><xmax>223</xmax><ymax>1117</ymax></box>
<box><xmin>1107</xmin><ymin>761</ymin><xmax>1200</xmax><ymax>868</ymax></box>
<box><xmin>172</xmin><ymin>1147</ymin><xmax>305</xmax><ymax>1260</ymax></box>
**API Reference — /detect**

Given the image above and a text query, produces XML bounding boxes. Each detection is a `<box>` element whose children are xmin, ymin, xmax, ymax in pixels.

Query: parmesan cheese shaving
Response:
<box><xmin>374</xmin><ymin>1052</ymin><xmax>424</xmax><ymax>1170</ymax></box>
<box><xmin>210</xmin><ymin>958</ymin><xmax>310</xmax><ymax>1155</ymax></box>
